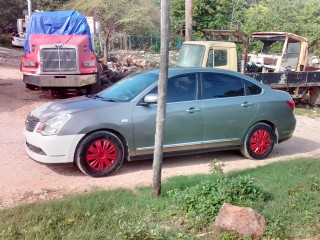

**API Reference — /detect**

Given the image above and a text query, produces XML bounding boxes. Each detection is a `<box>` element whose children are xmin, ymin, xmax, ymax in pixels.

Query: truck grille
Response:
<box><xmin>41</xmin><ymin>48</ymin><xmax>77</xmax><ymax>73</ymax></box>
<box><xmin>25</xmin><ymin>115</ymin><xmax>40</xmax><ymax>132</ymax></box>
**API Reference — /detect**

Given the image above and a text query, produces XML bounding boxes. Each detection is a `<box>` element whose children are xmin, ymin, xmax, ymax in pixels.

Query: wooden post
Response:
<box><xmin>152</xmin><ymin>0</ymin><xmax>170</xmax><ymax>198</ymax></box>
<box><xmin>185</xmin><ymin>0</ymin><xmax>193</xmax><ymax>41</ymax></box>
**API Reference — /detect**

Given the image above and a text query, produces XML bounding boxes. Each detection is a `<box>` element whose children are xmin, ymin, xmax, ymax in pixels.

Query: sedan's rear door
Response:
<box><xmin>201</xmin><ymin>73</ymin><xmax>260</xmax><ymax>148</ymax></box>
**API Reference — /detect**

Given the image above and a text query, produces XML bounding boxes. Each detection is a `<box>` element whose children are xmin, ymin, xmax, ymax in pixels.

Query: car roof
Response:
<box><xmin>145</xmin><ymin>67</ymin><xmax>250</xmax><ymax>79</ymax></box>
<box><xmin>142</xmin><ymin>67</ymin><xmax>268</xmax><ymax>90</ymax></box>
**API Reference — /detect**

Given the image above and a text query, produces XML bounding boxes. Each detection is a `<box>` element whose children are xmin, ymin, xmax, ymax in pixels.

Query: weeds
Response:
<box><xmin>209</xmin><ymin>159</ymin><xmax>224</xmax><ymax>174</ymax></box>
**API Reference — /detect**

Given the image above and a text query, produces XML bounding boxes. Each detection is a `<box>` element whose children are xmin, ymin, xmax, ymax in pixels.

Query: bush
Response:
<box><xmin>168</xmin><ymin>175</ymin><xmax>267</xmax><ymax>228</ymax></box>
<box><xmin>0</xmin><ymin>34</ymin><xmax>12</xmax><ymax>48</ymax></box>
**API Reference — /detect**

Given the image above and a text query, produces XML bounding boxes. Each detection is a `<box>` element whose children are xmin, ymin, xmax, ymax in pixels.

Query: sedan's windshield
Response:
<box><xmin>176</xmin><ymin>44</ymin><xmax>205</xmax><ymax>67</ymax></box>
<box><xmin>97</xmin><ymin>72</ymin><xmax>158</xmax><ymax>102</ymax></box>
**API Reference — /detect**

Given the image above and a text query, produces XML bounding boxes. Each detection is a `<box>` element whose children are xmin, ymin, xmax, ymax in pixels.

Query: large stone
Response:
<box><xmin>213</xmin><ymin>203</ymin><xmax>265</xmax><ymax>238</ymax></box>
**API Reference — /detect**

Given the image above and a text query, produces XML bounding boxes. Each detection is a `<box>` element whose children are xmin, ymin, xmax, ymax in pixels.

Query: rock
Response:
<box><xmin>33</xmin><ymin>189</ymin><xmax>49</xmax><ymax>195</ymax></box>
<box><xmin>213</xmin><ymin>203</ymin><xmax>265</xmax><ymax>238</ymax></box>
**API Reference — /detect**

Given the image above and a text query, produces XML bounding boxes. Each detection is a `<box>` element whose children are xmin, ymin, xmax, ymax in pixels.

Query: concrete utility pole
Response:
<box><xmin>27</xmin><ymin>0</ymin><xmax>32</xmax><ymax>18</ymax></box>
<box><xmin>185</xmin><ymin>0</ymin><xmax>193</xmax><ymax>41</ymax></box>
<box><xmin>152</xmin><ymin>0</ymin><xmax>170</xmax><ymax>198</ymax></box>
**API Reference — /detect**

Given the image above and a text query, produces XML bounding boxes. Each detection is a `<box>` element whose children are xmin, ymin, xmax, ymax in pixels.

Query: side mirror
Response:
<box><xmin>143</xmin><ymin>94</ymin><xmax>158</xmax><ymax>104</ymax></box>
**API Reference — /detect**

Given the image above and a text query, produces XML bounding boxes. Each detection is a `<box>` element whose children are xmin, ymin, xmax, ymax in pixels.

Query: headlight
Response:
<box><xmin>37</xmin><ymin>114</ymin><xmax>71</xmax><ymax>136</ymax></box>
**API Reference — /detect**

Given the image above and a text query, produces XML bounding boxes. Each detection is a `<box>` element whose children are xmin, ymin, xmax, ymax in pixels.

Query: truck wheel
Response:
<box><xmin>26</xmin><ymin>83</ymin><xmax>38</xmax><ymax>90</ymax></box>
<box><xmin>309</xmin><ymin>87</ymin><xmax>320</xmax><ymax>107</ymax></box>
<box><xmin>75</xmin><ymin>131</ymin><xmax>124</xmax><ymax>177</ymax></box>
<box><xmin>241</xmin><ymin>123</ymin><xmax>275</xmax><ymax>160</ymax></box>
<box><xmin>86</xmin><ymin>75</ymin><xmax>102</xmax><ymax>94</ymax></box>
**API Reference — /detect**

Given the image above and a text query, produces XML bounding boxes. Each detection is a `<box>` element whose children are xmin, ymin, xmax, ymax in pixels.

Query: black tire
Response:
<box><xmin>75</xmin><ymin>131</ymin><xmax>124</xmax><ymax>177</ymax></box>
<box><xmin>26</xmin><ymin>83</ymin><xmax>38</xmax><ymax>90</ymax></box>
<box><xmin>241</xmin><ymin>123</ymin><xmax>275</xmax><ymax>160</ymax></box>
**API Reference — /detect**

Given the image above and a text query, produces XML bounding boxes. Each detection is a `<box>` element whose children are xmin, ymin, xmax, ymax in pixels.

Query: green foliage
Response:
<box><xmin>63</xmin><ymin>0</ymin><xmax>160</xmax><ymax>40</ymax></box>
<box><xmin>170</xmin><ymin>0</ymin><xmax>257</xmax><ymax>38</ymax></box>
<box><xmin>0</xmin><ymin>0</ymin><xmax>26</xmax><ymax>28</ymax></box>
<box><xmin>209</xmin><ymin>159</ymin><xmax>224</xmax><ymax>174</ymax></box>
<box><xmin>168</xmin><ymin>175</ymin><xmax>266</xmax><ymax>228</ymax></box>
<box><xmin>0</xmin><ymin>34</ymin><xmax>12</xmax><ymax>47</ymax></box>
<box><xmin>33</xmin><ymin>0</ymin><xmax>70</xmax><ymax>11</ymax></box>
<box><xmin>2</xmin><ymin>158</ymin><xmax>320</xmax><ymax>239</ymax></box>
<box><xmin>294</xmin><ymin>107</ymin><xmax>320</xmax><ymax>117</ymax></box>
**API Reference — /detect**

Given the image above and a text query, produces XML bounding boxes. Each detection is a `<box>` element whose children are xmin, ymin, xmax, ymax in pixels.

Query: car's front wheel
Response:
<box><xmin>241</xmin><ymin>123</ymin><xmax>275</xmax><ymax>160</ymax></box>
<box><xmin>75</xmin><ymin>131</ymin><xmax>124</xmax><ymax>177</ymax></box>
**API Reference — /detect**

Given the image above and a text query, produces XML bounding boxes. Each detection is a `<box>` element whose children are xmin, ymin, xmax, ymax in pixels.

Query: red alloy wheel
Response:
<box><xmin>249</xmin><ymin>129</ymin><xmax>271</xmax><ymax>155</ymax></box>
<box><xmin>86</xmin><ymin>139</ymin><xmax>117</xmax><ymax>171</ymax></box>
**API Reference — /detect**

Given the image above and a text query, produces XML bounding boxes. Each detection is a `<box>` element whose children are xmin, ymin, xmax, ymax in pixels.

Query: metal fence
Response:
<box><xmin>110</xmin><ymin>34</ymin><xmax>184</xmax><ymax>53</ymax></box>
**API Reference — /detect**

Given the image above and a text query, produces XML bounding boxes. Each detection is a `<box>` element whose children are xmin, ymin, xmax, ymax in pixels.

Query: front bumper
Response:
<box><xmin>23</xmin><ymin>73</ymin><xmax>97</xmax><ymax>87</ymax></box>
<box><xmin>23</xmin><ymin>128</ymin><xmax>85</xmax><ymax>164</ymax></box>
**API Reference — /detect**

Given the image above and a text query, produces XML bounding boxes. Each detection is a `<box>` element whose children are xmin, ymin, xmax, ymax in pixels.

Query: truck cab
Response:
<box><xmin>247</xmin><ymin>32</ymin><xmax>308</xmax><ymax>73</ymax></box>
<box><xmin>177</xmin><ymin>32</ymin><xmax>308</xmax><ymax>74</ymax></box>
<box><xmin>176</xmin><ymin>41</ymin><xmax>238</xmax><ymax>71</ymax></box>
<box><xmin>21</xmin><ymin>10</ymin><xmax>100</xmax><ymax>94</ymax></box>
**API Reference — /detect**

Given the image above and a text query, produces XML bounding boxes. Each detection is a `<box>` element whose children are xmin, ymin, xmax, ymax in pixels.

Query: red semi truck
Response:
<box><xmin>21</xmin><ymin>10</ymin><xmax>101</xmax><ymax>94</ymax></box>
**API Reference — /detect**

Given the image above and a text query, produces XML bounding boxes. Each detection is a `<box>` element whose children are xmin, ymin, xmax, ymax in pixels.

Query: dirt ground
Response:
<box><xmin>0</xmin><ymin>46</ymin><xmax>320</xmax><ymax>209</ymax></box>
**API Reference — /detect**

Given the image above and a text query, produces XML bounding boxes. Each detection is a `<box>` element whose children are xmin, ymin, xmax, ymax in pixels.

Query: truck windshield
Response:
<box><xmin>176</xmin><ymin>44</ymin><xmax>205</xmax><ymax>67</ymax></box>
<box><xmin>97</xmin><ymin>72</ymin><xmax>158</xmax><ymax>102</ymax></box>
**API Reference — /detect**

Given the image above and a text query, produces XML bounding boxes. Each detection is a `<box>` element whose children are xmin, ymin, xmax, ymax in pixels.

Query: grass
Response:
<box><xmin>1</xmin><ymin>158</ymin><xmax>320</xmax><ymax>239</ymax></box>
<box><xmin>295</xmin><ymin>106</ymin><xmax>320</xmax><ymax>117</ymax></box>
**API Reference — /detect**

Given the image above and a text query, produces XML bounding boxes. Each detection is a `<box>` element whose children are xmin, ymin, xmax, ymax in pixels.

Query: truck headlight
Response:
<box><xmin>83</xmin><ymin>61</ymin><xmax>96</xmax><ymax>67</ymax></box>
<box><xmin>37</xmin><ymin>114</ymin><xmax>71</xmax><ymax>136</ymax></box>
<box><xmin>22</xmin><ymin>61</ymin><xmax>37</xmax><ymax>67</ymax></box>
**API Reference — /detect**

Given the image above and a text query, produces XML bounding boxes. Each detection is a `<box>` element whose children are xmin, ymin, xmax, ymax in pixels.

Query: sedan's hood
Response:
<box><xmin>31</xmin><ymin>96</ymin><xmax>116</xmax><ymax>122</ymax></box>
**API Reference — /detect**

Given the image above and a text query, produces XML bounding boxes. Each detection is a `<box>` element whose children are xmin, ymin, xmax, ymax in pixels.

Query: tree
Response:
<box><xmin>33</xmin><ymin>0</ymin><xmax>70</xmax><ymax>11</ymax></box>
<box><xmin>243</xmin><ymin>0</ymin><xmax>303</xmax><ymax>34</ymax></box>
<box><xmin>0</xmin><ymin>0</ymin><xmax>26</xmax><ymax>29</ymax></box>
<box><xmin>63</xmin><ymin>0</ymin><xmax>160</xmax><ymax>63</ymax></box>
<box><xmin>152</xmin><ymin>0</ymin><xmax>169</xmax><ymax>198</ymax></box>
<box><xmin>170</xmin><ymin>0</ymin><xmax>257</xmax><ymax>39</ymax></box>
<box><xmin>299</xmin><ymin>0</ymin><xmax>320</xmax><ymax>54</ymax></box>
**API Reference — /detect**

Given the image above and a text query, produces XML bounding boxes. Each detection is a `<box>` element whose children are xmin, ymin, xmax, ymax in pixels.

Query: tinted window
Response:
<box><xmin>98</xmin><ymin>72</ymin><xmax>158</xmax><ymax>102</ymax></box>
<box><xmin>148</xmin><ymin>74</ymin><xmax>197</xmax><ymax>103</ymax></box>
<box><xmin>245</xmin><ymin>80</ymin><xmax>262</xmax><ymax>95</ymax></box>
<box><xmin>202</xmin><ymin>73</ymin><xmax>245</xmax><ymax>99</ymax></box>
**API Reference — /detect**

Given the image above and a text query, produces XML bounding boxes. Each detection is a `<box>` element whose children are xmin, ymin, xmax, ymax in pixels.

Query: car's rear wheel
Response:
<box><xmin>75</xmin><ymin>131</ymin><xmax>124</xmax><ymax>177</ymax></box>
<box><xmin>241</xmin><ymin>123</ymin><xmax>275</xmax><ymax>160</ymax></box>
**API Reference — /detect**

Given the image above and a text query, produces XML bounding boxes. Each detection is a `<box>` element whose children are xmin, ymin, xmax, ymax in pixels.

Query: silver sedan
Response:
<box><xmin>24</xmin><ymin>67</ymin><xmax>296</xmax><ymax>177</ymax></box>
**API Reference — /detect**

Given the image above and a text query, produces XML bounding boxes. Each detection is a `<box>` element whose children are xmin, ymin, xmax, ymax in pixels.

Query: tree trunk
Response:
<box><xmin>185</xmin><ymin>0</ymin><xmax>193</xmax><ymax>41</ymax></box>
<box><xmin>103</xmin><ymin>32</ymin><xmax>110</xmax><ymax>64</ymax></box>
<box><xmin>152</xmin><ymin>0</ymin><xmax>170</xmax><ymax>198</ymax></box>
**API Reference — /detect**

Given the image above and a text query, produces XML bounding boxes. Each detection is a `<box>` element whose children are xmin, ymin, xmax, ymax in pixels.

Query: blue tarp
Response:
<box><xmin>24</xmin><ymin>10</ymin><xmax>92</xmax><ymax>53</ymax></box>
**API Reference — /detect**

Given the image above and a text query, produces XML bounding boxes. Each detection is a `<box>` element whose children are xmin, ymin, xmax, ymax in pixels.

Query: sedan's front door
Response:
<box><xmin>133</xmin><ymin>74</ymin><xmax>203</xmax><ymax>155</ymax></box>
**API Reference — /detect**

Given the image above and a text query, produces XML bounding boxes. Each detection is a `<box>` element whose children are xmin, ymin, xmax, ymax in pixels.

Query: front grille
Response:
<box><xmin>41</xmin><ymin>48</ymin><xmax>77</xmax><ymax>73</ymax></box>
<box><xmin>25</xmin><ymin>115</ymin><xmax>40</xmax><ymax>132</ymax></box>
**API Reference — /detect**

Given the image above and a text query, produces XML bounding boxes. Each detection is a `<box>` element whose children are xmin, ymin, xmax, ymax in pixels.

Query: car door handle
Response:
<box><xmin>241</xmin><ymin>102</ymin><xmax>253</xmax><ymax>108</ymax></box>
<box><xmin>186</xmin><ymin>107</ymin><xmax>200</xmax><ymax>113</ymax></box>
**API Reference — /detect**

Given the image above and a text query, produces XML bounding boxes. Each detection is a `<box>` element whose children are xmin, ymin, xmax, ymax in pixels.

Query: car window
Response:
<box><xmin>244</xmin><ymin>80</ymin><xmax>262</xmax><ymax>95</ymax></box>
<box><xmin>98</xmin><ymin>72</ymin><xmax>158</xmax><ymax>102</ymax></box>
<box><xmin>202</xmin><ymin>73</ymin><xmax>245</xmax><ymax>99</ymax></box>
<box><xmin>206</xmin><ymin>49</ymin><xmax>228</xmax><ymax>67</ymax></box>
<box><xmin>214</xmin><ymin>50</ymin><xmax>228</xmax><ymax>66</ymax></box>
<box><xmin>148</xmin><ymin>74</ymin><xmax>198</xmax><ymax>103</ymax></box>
